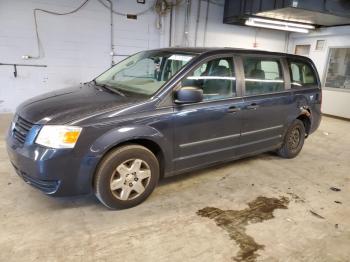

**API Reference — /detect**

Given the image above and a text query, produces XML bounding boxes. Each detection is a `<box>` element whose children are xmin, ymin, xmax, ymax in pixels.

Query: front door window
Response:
<box><xmin>181</xmin><ymin>57</ymin><xmax>236</xmax><ymax>101</ymax></box>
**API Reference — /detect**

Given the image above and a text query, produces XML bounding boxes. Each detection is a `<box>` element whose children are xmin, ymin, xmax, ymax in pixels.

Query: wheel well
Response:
<box><xmin>297</xmin><ymin>114</ymin><xmax>311</xmax><ymax>135</ymax></box>
<box><xmin>96</xmin><ymin>139</ymin><xmax>166</xmax><ymax>181</ymax></box>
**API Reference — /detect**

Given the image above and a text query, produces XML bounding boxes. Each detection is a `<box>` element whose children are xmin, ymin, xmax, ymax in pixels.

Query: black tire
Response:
<box><xmin>277</xmin><ymin>119</ymin><xmax>305</xmax><ymax>159</ymax></box>
<box><xmin>94</xmin><ymin>144</ymin><xmax>159</xmax><ymax>209</ymax></box>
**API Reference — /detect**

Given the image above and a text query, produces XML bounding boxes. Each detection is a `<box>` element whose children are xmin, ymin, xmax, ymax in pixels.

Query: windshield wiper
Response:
<box><xmin>92</xmin><ymin>80</ymin><xmax>126</xmax><ymax>97</ymax></box>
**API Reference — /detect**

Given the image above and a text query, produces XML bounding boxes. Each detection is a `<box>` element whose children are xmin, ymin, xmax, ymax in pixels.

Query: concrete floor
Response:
<box><xmin>1</xmin><ymin>114</ymin><xmax>349</xmax><ymax>262</ymax></box>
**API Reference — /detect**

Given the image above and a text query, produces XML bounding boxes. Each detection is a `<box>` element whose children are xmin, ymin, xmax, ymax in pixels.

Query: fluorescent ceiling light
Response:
<box><xmin>245</xmin><ymin>17</ymin><xmax>315</xmax><ymax>33</ymax></box>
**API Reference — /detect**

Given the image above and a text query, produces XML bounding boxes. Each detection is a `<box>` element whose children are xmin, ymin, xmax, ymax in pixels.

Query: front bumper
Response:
<box><xmin>6</xmin><ymin>130</ymin><xmax>99</xmax><ymax>197</ymax></box>
<box><xmin>11</xmin><ymin>162</ymin><xmax>60</xmax><ymax>194</ymax></box>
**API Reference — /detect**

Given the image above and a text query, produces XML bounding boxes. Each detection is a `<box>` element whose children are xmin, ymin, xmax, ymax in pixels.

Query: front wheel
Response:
<box><xmin>94</xmin><ymin>145</ymin><xmax>159</xmax><ymax>209</ymax></box>
<box><xmin>277</xmin><ymin>119</ymin><xmax>305</xmax><ymax>159</ymax></box>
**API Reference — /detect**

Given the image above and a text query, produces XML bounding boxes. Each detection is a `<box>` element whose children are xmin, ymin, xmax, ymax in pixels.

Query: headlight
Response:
<box><xmin>35</xmin><ymin>125</ymin><xmax>82</xmax><ymax>149</ymax></box>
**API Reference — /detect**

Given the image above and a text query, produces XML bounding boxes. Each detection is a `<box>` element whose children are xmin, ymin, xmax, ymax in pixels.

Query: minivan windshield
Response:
<box><xmin>94</xmin><ymin>51</ymin><xmax>196</xmax><ymax>97</ymax></box>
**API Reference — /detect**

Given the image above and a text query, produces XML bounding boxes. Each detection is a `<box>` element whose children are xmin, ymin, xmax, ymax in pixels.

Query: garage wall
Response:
<box><xmin>0</xmin><ymin>0</ymin><xmax>163</xmax><ymax>112</ymax></box>
<box><xmin>0</xmin><ymin>0</ymin><xmax>288</xmax><ymax>113</ymax></box>
<box><xmin>289</xmin><ymin>26</ymin><xmax>350</xmax><ymax>119</ymax></box>
<box><xmin>171</xmin><ymin>0</ymin><xmax>288</xmax><ymax>51</ymax></box>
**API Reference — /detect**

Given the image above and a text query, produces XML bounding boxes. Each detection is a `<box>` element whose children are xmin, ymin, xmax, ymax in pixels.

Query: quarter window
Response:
<box><xmin>181</xmin><ymin>57</ymin><xmax>236</xmax><ymax>101</ymax></box>
<box><xmin>289</xmin><ymin>60</ymin><xmax>317</xmax><ymax>87</ymax></box>
<box><xmin>243</xmin><ymin>57</ymin><xmax>284</xmax><ymax>95</ymax></box>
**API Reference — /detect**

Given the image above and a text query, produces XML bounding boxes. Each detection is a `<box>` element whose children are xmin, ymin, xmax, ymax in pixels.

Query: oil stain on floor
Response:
<box><xmin>197</xmin><ymin>196</ymin><xmax>289</xmax><ymax>262</ymax></box>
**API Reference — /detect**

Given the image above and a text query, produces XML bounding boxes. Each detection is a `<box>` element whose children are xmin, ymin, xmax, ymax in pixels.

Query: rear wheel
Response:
<box><xmin>277</xmin><ymin>119</ymin><xmax>305</xmax><ymax>158</ymax></box>
<box><xmin>94</xmin><ymin>145</ymin><xmax>159</xmax><ymax>209</ymax></box>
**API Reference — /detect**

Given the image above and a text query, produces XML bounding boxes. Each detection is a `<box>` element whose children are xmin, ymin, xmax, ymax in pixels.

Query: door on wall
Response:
<box><xmin>295</xmin><ymin>45</ymin><xmax>311</xmax><ymax>57</ymax></box>
<box><xmin>325</xmin><ymin>48</ymin><xmax>350</xmax><ymax>89</ymax></box>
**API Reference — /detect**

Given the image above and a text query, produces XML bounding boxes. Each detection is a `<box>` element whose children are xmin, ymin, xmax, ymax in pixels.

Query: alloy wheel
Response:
<box><xmin>110</xmin><ymin>159</ymin><xmax>151</xmax><ymax>200</ymax></box>
<box><xmin>287</xmin><ymin>127</ymin><xmax>301</xmax><ymax>151</ymax></box>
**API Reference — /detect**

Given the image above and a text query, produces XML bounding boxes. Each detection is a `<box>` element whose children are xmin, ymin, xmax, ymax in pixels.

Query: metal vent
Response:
<box><xmin>13</xmin><ymin>116</ymin><xmax>34</xmax><ymax>145</ymax></box>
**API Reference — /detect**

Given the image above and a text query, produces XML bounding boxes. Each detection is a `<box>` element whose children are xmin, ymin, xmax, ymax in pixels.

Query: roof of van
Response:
<box><xmin>153</xmin><ymin>47</ymin><xmax>309</xmax><ymax>60</ymax></box>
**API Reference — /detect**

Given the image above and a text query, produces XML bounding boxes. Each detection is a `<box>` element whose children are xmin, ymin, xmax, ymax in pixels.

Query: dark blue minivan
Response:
<box><xmin>6</xmin><ymin>48</ymin><xmax>321</xmax><ymax>209</ymax></box>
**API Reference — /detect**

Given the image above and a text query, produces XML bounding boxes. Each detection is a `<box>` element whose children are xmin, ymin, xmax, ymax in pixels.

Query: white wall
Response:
<box><xmin>289</xmin><ymin>26</ymin><xmax>350</xmax><ymax>119</ymax></box>
<box><xmin>0</xmin><ymin>0</ymin><xmax>288</xmax><ymax>113</ymax></box>
<box><xmin>0</xmin><ymin>0</ymin><xmax>162</xmax><ymax>112</ymax></box>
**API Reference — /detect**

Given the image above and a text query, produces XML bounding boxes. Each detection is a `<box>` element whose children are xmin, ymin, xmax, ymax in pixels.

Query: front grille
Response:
<box><xmin>12</xmin><ymin>116</ymin><xmax>34</xmax><ymax>145</ymax></box>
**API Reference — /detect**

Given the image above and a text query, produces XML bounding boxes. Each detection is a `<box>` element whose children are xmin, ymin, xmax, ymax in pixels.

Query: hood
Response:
<box><xmin>17</xmin><ymin>84</ymin><xmax>146</xmax><ymax>125</ymax></box>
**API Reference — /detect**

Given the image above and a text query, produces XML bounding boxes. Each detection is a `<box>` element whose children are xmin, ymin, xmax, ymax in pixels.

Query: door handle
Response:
<box><xmin>246</xmin><ymin>103</ymin><xmax>259</xmax><ymax>110</ymax></box>
<box><xmin>227</xmin><ymin>106</ymin><xmax>241</xmax><ymax>113</ymax></box>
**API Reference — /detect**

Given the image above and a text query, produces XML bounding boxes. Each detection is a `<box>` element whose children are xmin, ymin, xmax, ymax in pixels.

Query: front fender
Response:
<box><xmin>88</xmin><ymin>124</ymin><xmax>171</xmax><ymax>160</ymax></box>
<box><xmin>73</xmin><ymin>124</ymin><xmax>172</xmax><ymax>195</ymax></box>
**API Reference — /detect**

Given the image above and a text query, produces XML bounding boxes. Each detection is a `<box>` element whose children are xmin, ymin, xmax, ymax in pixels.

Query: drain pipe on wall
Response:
<box><xmin>203</xmin><ymin>0</ymin><xmax>210</xmax><ymax>47</ymax></box>
<box><xmin>194</xmin><ymin>0</ymin><xmax>201</xmax><ymax>47</ymax></box>
<box><xmin>169</xmin><ymin>4</ymin><xmax>173</xmax><ymax>46</ymax></box>
<box><xmin>182</xmin><ymin>0</ymin><xmax>191</xmax><ymax>46</ymax></box>
<box><xmin>285</xmin><ymin>32</ymin><xmax>291</xmax><ymax>53</ymax></box>
<box><xmin>104</xmin><ymin>0</ymin><xmax>115</xmax><ymax>66</ymax></box>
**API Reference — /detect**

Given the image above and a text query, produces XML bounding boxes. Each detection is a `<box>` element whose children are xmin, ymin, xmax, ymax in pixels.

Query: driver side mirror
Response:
<box><xmin>175</xmin><ymin>86</ymin><xmax>203</xmax><ymax>104</ymax></box>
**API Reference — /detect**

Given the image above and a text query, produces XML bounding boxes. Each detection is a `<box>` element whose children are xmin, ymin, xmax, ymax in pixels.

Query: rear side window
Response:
<box><xmin>243</xmin><ymin>57</ymin><xmax>284</xmax><ymax>96</ymax></box>
<box><xmin>289</xmin><ymin>60</ymin><xmax>317</xmax><ymax>87</ymax></box>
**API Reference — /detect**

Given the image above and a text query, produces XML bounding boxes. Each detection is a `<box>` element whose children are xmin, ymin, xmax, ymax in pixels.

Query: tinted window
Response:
<box><xmin>182</xmin><ymin>57</ymin><xmax>236</xmax><ymax>101</ymax></box>
<box><xmin>243</xmin><ymin>57</ymin><xmax>284</xmax><ymax>95</ymax></box>
<box><xmin>289</xmin><ymin>60</ymin><xmax>317</xmax><ymax>87</ymax></box>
